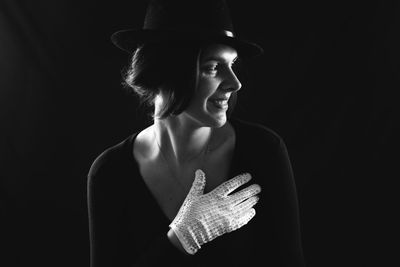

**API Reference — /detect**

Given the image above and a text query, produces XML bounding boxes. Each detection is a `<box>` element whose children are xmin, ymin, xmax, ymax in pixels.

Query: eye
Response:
<box><xmin>202</xmin><ymin>63</ymin><xmax>219</xmax><ymax>75</ymax></box>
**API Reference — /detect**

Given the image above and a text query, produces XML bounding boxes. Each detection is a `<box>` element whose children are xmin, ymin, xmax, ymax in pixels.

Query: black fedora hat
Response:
<box><xmin>111</xmin><ymin>0</ymin><xmax>263</xmax><ymax>57</ymax></box>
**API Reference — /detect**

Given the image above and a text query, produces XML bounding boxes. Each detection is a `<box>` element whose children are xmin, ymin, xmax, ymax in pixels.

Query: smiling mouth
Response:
<box><xmin>209</xmin><ymin>98</ymin><xmax>229</xmax><ymax>109</ymax></box>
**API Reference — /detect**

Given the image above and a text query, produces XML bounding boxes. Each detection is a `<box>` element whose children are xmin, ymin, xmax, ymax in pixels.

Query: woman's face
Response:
<box><xmin>182</xmin><ymin>44</ymin><xmax>242</xmax><ymax>128</ymax></box>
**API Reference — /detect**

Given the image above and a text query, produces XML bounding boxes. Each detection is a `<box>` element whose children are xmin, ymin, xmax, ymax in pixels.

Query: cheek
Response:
<box><xmin>185</xmin><ymin>76</ymin><xmax>220</xmax><ymax>114</ymax></box>
<box><xmin>196</xmin><ymin>76</ymin><xmax>219</xmax><ymax>99</ymax></box>
<box><xmin>188</xmin><ymin>92</ymin><xmax>208</xmax><ymax>111</ymax></box>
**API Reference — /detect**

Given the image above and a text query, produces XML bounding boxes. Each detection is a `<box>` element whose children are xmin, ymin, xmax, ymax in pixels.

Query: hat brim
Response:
<box><xmin>110</xmin><ymin>29</ymin><xmax>264</xmax><ymax>58</ymax></box>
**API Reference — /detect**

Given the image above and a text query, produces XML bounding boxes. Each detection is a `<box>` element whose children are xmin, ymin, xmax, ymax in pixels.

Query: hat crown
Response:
<box><xmin>111</xmin><ymin>0</ymin><xmax>263</xmax><ymax>57</ymax></box>
<box><xmin>143</xmin><ymin>0</ymin><xmax>235</xmax><ymax>34</ymax></box>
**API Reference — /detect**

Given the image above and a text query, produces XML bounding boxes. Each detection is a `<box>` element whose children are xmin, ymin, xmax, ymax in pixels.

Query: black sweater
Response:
<box><xmin>87</xmin><ymin>117</ymin><xmax>305</xmax><ymax>266</ymax></box>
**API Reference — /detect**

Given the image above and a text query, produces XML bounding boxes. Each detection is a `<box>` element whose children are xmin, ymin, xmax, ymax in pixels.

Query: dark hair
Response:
<box><xmin>123</xmin><ymin>41</ymin><xmax>239</xmax><ymax>119</ymax></box>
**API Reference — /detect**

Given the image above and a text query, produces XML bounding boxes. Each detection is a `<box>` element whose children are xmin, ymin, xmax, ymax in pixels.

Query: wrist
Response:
<box><xmin>167</xmin><ymin>227</ymin><xmax>198</xmax><ymax>255</ymax></box>
<box><xmin>167</xmin><ymin>228</ymin><xmax>190</xmax><ymax>255</ymax></box>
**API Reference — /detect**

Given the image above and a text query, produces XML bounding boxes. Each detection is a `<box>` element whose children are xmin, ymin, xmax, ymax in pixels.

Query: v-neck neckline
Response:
<box><xmin>126</xmin><ymin>118</ymin><xmax>243</xmax><ymax>224</ymax></box>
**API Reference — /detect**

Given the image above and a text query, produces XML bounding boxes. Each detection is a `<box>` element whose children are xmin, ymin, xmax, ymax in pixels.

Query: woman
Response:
<box><xmin>87</xmin><ymin>0</ymin><xmax>305</xmax><ymax>266</ymax></box>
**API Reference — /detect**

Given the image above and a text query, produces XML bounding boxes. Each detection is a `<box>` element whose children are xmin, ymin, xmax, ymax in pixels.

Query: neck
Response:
<box><xmin>153</xmin><ymin>114</ymin><xmax>212</xmax><ymax>168</ymax></box>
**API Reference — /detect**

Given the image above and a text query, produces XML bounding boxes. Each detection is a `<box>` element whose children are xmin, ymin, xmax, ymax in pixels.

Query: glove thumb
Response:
<box><xmin>188</xmin><ymin>169</ymin><xmax>206</xmax><ymax>197</ymax></box>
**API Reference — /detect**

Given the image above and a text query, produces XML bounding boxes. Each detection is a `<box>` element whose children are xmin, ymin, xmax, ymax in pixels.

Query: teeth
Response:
<box><xmin>214</xmin><ymin>100</ymin><xmax>228</xmax><ymax>105</ymax></box>
<box><xmin>211</xmin><ymin>99</ymin><xmax>229</xmax><ymax>109</ymax></box>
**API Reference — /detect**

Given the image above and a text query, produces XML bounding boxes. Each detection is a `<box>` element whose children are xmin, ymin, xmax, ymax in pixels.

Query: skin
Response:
<box><xmin>134</xmin><ymin>43</ymin><xmax>242</xmax><ymax>254</ymax></box>
<box><xmin>153</xmin><ymin>43</ymin><xmax>241</xmax><ymax>168</ymax></box>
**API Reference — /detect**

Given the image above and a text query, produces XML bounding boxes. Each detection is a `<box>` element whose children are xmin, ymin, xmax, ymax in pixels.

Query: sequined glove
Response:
<box><xmin>169</xmin><ymin>169</ymin><xmax>261</xmax><ymax>255</ymax></box>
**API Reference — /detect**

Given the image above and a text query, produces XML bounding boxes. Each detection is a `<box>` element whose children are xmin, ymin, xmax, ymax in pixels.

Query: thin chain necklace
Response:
<box><xmin>153</xmin><ymin>128</ymin><xmax>213</xmax><ymax>192</ymax></box>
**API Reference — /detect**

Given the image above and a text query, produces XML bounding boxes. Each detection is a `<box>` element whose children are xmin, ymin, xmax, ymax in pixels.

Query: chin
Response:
<box><xmin>182</xmin><ymin>111</ymin><xmax>226</xmax><ymax>129</ymax></box>
<box><xmin>210</xmin><ymin>114</ymin><xmax>227</xmax><ymax>128</ymax></box>
<box><xmin>196</xmin><ymin>110</ymin><xmax>227</xmax><ymax>128</ymax></box>
<box><xmin>204</xmin><ymin>101</ymin><xmax>230</xmax><ymax>127</ymax></box>
<box><xmin>183</xmin><ymin>102</ymin><xmax>229</xmax><ymax>128</ymax></box>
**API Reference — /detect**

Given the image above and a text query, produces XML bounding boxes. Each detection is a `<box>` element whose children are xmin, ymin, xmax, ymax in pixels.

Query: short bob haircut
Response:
<box><xmin>123</xmin><ymin>41</ymin><xmax>238</xmax><ymax>119</ymax></box>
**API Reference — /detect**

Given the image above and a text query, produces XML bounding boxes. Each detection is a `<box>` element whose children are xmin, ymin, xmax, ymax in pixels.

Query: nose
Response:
<box><xmin>221</xmin><ymin>67</ymin><xmax>242</xmax><ymax>93</ymax></box>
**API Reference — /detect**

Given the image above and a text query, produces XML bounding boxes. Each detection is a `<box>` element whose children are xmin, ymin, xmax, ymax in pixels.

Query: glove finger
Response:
<box><xmin>231</xmin><ymin>208</ymin><xmax>256</xmax><ymax>231</ymax></box>
<box><xmin>188</xmin><ymin>169</ymin><xmax>206</xmax><ymax>197</ymax></box>
<box><xmin>232</xmin><ymin>196</ymin><xmax>259</xmax><ymax>216</ymax></box>
<box><xmin>228</xmin><ymin>184</ymin><xmax>261</xmax><ymax>206</ymax></box>
<box><xmin>212</xmin><ymin>173</ymin><xmax>252</xmax><ymax>197</ymax></box>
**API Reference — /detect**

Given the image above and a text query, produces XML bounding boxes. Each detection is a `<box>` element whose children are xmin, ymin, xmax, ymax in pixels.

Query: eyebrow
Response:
<box><xmin>201</xmin><ymin>55</ymin><xmax>238</xmax><ymax>64</ymax></box>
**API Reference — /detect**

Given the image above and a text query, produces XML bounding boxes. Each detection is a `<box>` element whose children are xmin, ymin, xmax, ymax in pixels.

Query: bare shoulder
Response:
<box><xmin>133</xmin><ymin>125</ymin><xmax>156</xmax><ymax>162</ymax></box>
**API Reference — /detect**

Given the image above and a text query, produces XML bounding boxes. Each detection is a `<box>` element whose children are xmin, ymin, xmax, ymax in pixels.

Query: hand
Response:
<box><xmin>169</xmin><ymin>169</ymin><xmax>261</xmax><ymax>255</ymax></box>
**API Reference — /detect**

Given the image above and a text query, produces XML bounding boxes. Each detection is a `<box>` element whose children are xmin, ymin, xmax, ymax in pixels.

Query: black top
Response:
<box><xmin>87</xmin><ymin>117</ymin><xmax>305</xmax><ymax>267</ymax></box>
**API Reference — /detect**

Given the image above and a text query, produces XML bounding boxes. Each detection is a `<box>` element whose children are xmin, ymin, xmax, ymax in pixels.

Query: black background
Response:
<box><xmin>1</xmin><ymin>0</ymin><xmax>399</xmax><ymax>266</ymax></box>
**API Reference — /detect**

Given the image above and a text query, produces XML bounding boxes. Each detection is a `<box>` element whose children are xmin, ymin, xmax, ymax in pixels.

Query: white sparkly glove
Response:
<box><xmin>169</xmin><ymin>169</ymin><xmax>261</xmax><ymax>255</ymax></box>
